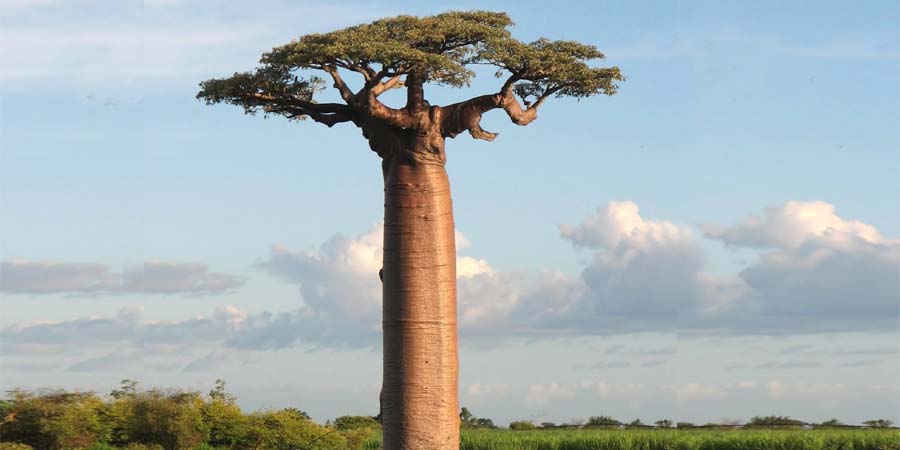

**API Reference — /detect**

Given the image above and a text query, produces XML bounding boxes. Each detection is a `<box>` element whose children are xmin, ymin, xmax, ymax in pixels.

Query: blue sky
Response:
<box><xmin>1</xmin><ymin>0</ymin><xmax>898</xmax><ymax>425</ymax></box>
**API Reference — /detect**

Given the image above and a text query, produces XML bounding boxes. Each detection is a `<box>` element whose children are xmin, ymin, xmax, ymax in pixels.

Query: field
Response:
<box><xmin>361</xmin><ymin>428</ymin><xmax>900</xmax><ymax>450</ymax></box>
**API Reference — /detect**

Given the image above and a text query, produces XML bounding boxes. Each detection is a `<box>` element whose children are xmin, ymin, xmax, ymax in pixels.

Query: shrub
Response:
<box><xmin>586</xmin><ymin>416</ymin><xmax>622</xmax><ymax>428</ymax></box>
<box><xmin>120</xmin><ymin>390</ymin><xmax>208</xmax><ymax>450</ymax></box>
<box><xmin>0</xmin><ymin>389</ymin><xmax>108</xmax><ymax>450</ymax></box>
<box><xmin>239</xmin><ymin>410</ymin><xmax>343</xmax><ymax>450</ymax></box>
<box><xmin>508</xmin><ymin>421</ymin><xmax>536</xmax><ymax>430</ymax></box>
<box><xmin>333</xmin><ymin>415</ymin><xmax>380</xmax><ymax>431</ymax></box>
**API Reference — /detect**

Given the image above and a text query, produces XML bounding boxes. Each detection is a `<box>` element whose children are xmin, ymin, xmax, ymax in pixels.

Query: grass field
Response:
<box><xmin>362</xmin><ymin>428</ymin><xmax>900</xmax><ymax>450</ymax></box>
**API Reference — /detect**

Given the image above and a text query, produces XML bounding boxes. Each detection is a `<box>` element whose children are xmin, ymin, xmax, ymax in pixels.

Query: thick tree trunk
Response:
<box><xmin>381</xmin><ymin>160</ymin><xmax>459</xmax><ymax>450</ymax></box>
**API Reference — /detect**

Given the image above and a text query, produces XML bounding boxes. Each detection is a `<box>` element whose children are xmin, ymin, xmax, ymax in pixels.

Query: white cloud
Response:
<box><xmin>465</xmin><ymin>383</ymin><xmax>508</xmax><ymax>397</ymax></box>
<box><xmin>0</xmin><ymin>1</ymin><xmax>389</xmax><ymax>86</ymax></box>
<box><xmin>553</xmin><ymin>201</ymin><xmax>744</xmax><ymax>329</ymax></box>
<box><xmin>704</xmin><ymin>201</ymin><xmax>887</xmax><ymax>250</ymax></box>
<box><xmin>705</xmin><ymin>201</ymin><xmax>900</xmax><ymax>327</ymax></box>
<box><xmin>0</xmin><ymin>259</ymin><xmax>243</xmax><ymax>295</ymax></box>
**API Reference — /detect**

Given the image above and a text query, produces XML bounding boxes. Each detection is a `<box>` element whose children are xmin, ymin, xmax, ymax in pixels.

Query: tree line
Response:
<box><xmin>1</xmin><ymin>381</ymin><xmax>895</xmax><ymax>450</ymax></box>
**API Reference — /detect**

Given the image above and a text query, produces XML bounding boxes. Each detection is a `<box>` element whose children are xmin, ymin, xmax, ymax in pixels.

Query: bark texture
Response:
<box><xmin>381</xmin><ymin>161</ymin><xmax>459</xmax><ymax>450</ymax></box>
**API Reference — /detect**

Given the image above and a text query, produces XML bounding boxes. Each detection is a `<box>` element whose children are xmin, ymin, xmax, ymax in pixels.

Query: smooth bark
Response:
<box><xmin>382</xmin><ymin>161</ymin><xmax>459</xmax><ymax>450</ymax></box>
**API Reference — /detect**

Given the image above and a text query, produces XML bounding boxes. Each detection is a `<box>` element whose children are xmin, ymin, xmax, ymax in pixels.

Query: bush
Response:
<box><xmin>0</xmin><ymin>389</ymin><xmax>108</xmax><ymax>450</ymax></box>
<box><xmin>508</xmin><ymin>421</ymin><xmax>536</xmax><ymax>430</ymax></box>
<box><xmin>586</xmin><ymin>416</ymin><xmax>622</xmax><ymax>428</ymax></box>
<box><xmin>239</xmin><ymin>410</ymin><xmax>343</xmax><ymax>450</ymax></box>
<box><xmin>119</xmin><ymin>390</ymin><xmax>208</xmax><ymax>450</ymax></box>
<box><xmin>333</xmin><ymin>416</ymin><xmax>380</xmax><ymax>431</ymax></box>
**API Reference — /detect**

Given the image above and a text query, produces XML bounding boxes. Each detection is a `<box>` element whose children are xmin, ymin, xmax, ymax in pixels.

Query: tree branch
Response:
<box><xmin>372</xmin><ymin>74</ymin><xmax>404</xmax><ymax>97</ymax></box>
<box><xmin>405</xmin><ymin>72</ymin><xmax>426</xmax><ymax>112</ymax></box>
<box><xmin>440</xmin><ymin>77</ymin><xmax>553</xmax><ymax>141</ymax></box>
<box><xmin>365</xmin><ymin>89</ymin><xmax>417</xmax><ymax>129</ymax></box>
<box><xmin>323</xmin><ymin>65</ymin><xmax>356</xmax><ymax>104</ymax></box>
<box><xmin>243</xmin><ymin>93</ymin><xmax>346</xmax><ymax>112</ymax></box>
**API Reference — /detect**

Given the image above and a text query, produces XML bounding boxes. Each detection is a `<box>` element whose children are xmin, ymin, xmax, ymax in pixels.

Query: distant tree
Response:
<box><xmin>333</xmin><ymin>415</ymin><xmax>381</xmax><ymax>431</ymax></box>
<box><xmin>676</xmin><ymin>422</ymin><xmax>696</xmax><ymax>429</ymax></box>
<box><xmin>508</xmin><ymin>420</ymin><xmax>537</xmax><ymax>430</ymax></box>
<box><xmin>817</xmin><ymin>418</ymin><xmax>844</xmax><ymax>427</ymax></box>
<box><xmin>540</xmin><ymin>422</ymin><xmax>557</xmax><ymax>429</ymax></box>
<box><xmin>746</xmin><ymin>416</ymin><xmax>807</xmax><ymax>427</ymax></box>
<box><xmin>459</xmin><ymin>407</ymin><xmax>475</xmax><ymax>425</ymax></box>
<box><xmin>202</xmin><ymin>381</ymin><xmax>247</xmax><ymax>448</ymax></box>
<box><xmin>282</xmin><ymin>407</ymin><xmax>311</xmax><ymax>421</ymax></box>
<box><xmin>0</xmin><ymin>389</ymin><xmax>107</xmax><ymax>450</ymax></box>
<box><xmin>109</xmin><ymin>380</ymin><xmax>138</xmax><ymax>400</ymax></box>
<box><xmin>628</xmin><ymin>419</ymin><xmax>645</xmax><ymax>427</ymax></box>
<box><xmin>655</xmin><ymin>419</ymin><xmax>673</xmax><ymax>428</ymax></box>
<box><xmin>586</xmin><ymin>416</ymin><xmax>622</xmax><ymax>428</ymax></box>
<box><xmin>459</xmin><ymin>407</ymin><xmax>496</xmax><ymax>429</ymax></box>
<box><xmin>863</xmin><ymin>419</ymin><xmax>893</xmax><ymax>428</ymax></box>
<box><xmin>123</xmin><ymin>389</ymin><xmax>209</xmax><ymax>450</ymax></box>
<box><xmin>206</xmin><ymin>379</ymin><xmax>236</xmax><ymax>404</ymax></box>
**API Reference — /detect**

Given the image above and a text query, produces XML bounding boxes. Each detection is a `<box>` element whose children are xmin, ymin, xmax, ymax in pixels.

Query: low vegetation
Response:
<box><xmin>1</xmin><ymin>381</ymin><xmax>897</xmax><ymax>450</ymax></box>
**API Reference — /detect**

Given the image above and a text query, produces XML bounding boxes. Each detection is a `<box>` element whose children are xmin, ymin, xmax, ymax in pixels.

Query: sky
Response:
<box><xmin>0</xmin><ymin>0</ymin><xmax>898</xmax><ymax>426</ymax></box>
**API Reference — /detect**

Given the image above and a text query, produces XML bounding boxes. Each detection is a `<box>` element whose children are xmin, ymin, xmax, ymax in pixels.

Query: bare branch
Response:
<box><xmin>372</xmin><ymin>74</ymin><xmax>404</xmax><ymax>96</ymax></box>
<box><xmin>440</xmin><ymin>77</ymin><xmax>551</xmax><ymax>141</ymax></box>
<box><xmin>323</xmin><ymin>65</ymin><xmax>356</xmax><ymax>104</ymax></box>
<box><xmin>365</xmin><ymin>89</ymin><xmax>417</xmax><ymax>129</ymax></box>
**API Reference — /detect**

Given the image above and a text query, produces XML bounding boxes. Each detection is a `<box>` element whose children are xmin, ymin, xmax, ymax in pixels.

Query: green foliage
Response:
<box><xmin>655</xmin><ymin>419</ymin><xmax>673</xmax><ymax>428</ymax></box>
<box><xmin>0</xmin><ymin>389</ymin><xmax>108</xmax><ymax>450</ymax></box>
<box><xmin>508</xmin><ymin>420</ymin><xmax>537</xmax><ymax>430</ymax></box>
<box><xmin>332</xmin><ymin>415</ymin><xmax>379</xmax><ymax>431</ymax></box>
<box><xmin>816</xmin><ymin>418</ymin><xmax>844</xmax><ymax>427</ymax></box>
<box><xmin>746</xmin><ymin>415</ymin><xmax>808</xmax><ymax>427</ymax></box>
<box><xmin>864</xmin><ymin>419</ymin><xmax>893</xmax><ymax>428</ymax></box>
<box><xmin>202</xmin><ymin>381</ymin><xmax>247</xmax><ymax>448</ymax></box>
<box><xmin>460</xmin><ymin>407</ymin><xmax>496</xmax><ymax>429</ymax></box>
<box><xmin>262</xmin><ymin>11</ymin><xmax>514</xmax><ymax>87</ymax></box>
<box><xmin>0</xmin><ymin>443</ymin><xmax>34</xmax><ymax>450</ymax></box>
<box><xmin>586</xmin><ymin>415</ymin><xmax>622</xmax><ymax>427</ymax></box>
<box><xmin>120</xmin><ymin>389</ymin><xmax>208</xmax><ymax>450</ymax></box>
<box><xmin>239</xmin><ymin>410</ymin><xmax>342</xmax><ymax>450</ymax></box>
<box><xmin>197</xmin><ymin>10</ymin><xmax>622</xmax><ymax>123</ymax></box>
<box><xmin>3</xmin><ymin>384</ymin><xmax>898</xmax><ymax>450</ymax></box>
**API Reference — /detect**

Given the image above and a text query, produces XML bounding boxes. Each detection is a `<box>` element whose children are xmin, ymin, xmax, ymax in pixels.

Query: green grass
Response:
<box><xmin>363</xmin><ymin>428</ymin><xmax>900</xmax><ymax>450</ymax></box>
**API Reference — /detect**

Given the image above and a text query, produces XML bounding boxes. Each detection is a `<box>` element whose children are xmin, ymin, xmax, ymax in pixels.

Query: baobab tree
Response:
<box><xmin>197</xmin><ymin>10</ymin><xmax>621</xmax><ymax>450</ymax></box>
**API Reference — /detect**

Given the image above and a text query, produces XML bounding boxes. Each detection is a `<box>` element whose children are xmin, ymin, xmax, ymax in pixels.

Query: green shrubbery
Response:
<box><xmin>0</xmin><ymin>381</ymin><xmax>378</xmax><ymax>450</ymax></box>
<box><xmin>2</xmin><ymin>382</ymin><xmax>897</xmax><ymax>450</ymax></box>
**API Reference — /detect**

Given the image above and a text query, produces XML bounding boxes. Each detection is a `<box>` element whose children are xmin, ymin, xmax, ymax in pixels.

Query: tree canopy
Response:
<box><xmin>197</xmin><ymin>10</ymin><xmax>622</xmax><ymax>149</ymax></box>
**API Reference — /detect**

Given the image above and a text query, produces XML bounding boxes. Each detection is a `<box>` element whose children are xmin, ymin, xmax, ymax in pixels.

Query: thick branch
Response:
<box><xmin>323</xmin><ymin>65</ymin><xmax>356</xmax><ymax>104</ymax></box>
<box><xmin>365</xmin><ymin>90</ymin><xmax>417</xmax><ymax>129</ymax></box>
<box><xmin>405</xmin><ymin>72</ymin><xmax>426</xmax><ymax>112</ymax></box>
<box><xmin>440</xmin><ymin>90</ymin><xmax>548</xmax><ymax>141</ymax></box>
<box><xmin>287</xmin><ymin>108</ymin><xmax>355</xmax><ymax>127</ymax></box>
<box><xmin>372</xmin><ymin>75</ymin><xmax>404</xmax><ymax>97</ymax></box>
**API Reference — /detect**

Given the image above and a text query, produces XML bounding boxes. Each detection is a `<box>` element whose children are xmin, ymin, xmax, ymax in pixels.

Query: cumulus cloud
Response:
<box><xmin>3</xmin><ymin>200</ymin><xmax>894</xmax><ymax>355</ymax></box>
<box><xmin>0</xmin><ymin>259</ymin><xmax>242</xmax><ymax>296</ymax></box>
<box><xmin>541</xmin><ymin>201</ymin><xmax>746</xmax><ymax>332</ymax></box>
<box><xmin>704</xmin><ymin>201</ymin><xmax>900</xmax><ymax>329</ymax></box>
